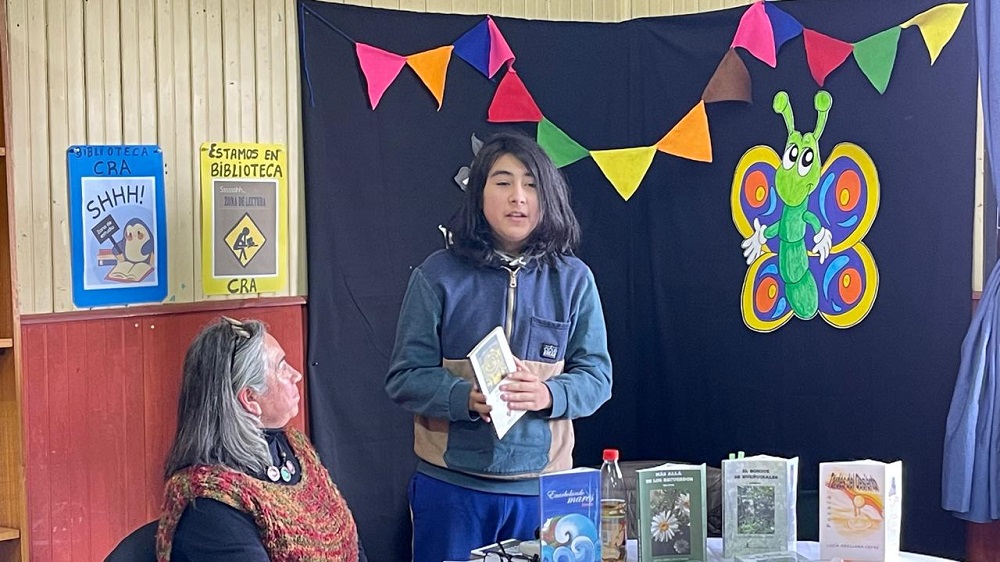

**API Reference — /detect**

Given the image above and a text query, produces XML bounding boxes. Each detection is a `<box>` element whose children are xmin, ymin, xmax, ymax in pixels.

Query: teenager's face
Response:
<box><xmin>482</xmin><ymin>153</ymin><xmax>540</xmax><ymax>254</ymax></box>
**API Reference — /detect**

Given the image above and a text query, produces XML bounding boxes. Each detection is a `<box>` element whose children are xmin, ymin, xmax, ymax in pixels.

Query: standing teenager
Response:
<box><xmin>386</xmin><ymin>131</ymin><xmax>613</xmax><ymax>562</ymax></box>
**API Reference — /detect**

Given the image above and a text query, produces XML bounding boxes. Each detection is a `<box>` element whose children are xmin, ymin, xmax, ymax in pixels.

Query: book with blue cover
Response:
<box><xmin>539</xmin><ymin>467</ymin><xmax>602</xmax><ymax>562</ymax></box>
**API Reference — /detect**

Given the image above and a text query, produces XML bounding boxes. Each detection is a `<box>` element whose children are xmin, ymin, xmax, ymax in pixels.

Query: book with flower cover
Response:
<box><xmin>539</xmin><ymin>467</ymin><xmax>602</xmax><ymax>562</ymax></box>
<box><xmin>721</xmin><ymin>455</ymin><xmax>798</xmax><ymax>558</ymax></box>
<box><xmin>636</xmin><ymin>463</ymin><xmax>707</xmax><ymax>562</ymax></box>
<box><xmin>820</xmin><ymin>460</ymin><xmax>903</xmax><ymax>561</ymax></box>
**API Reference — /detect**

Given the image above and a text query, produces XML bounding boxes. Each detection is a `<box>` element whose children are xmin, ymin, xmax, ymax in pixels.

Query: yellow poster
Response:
<box><xmin>200</xmin><ymin>142</ymin><xmax>287</xmax><ymax>295</ymax></box>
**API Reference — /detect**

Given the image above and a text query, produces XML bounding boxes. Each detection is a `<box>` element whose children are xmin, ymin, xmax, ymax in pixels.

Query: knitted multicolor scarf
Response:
<box><xmin>157</xmin><ymin>428</ymin><xmax>359</xmax><ymax>561</ymax></box>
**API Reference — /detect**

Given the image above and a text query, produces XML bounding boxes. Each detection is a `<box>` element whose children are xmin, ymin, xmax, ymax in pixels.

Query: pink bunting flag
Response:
<box><xmin>487</xmin><ymin>17</ymin><xmax>516</xmax><ymax>79</ymax></box>
<box><xmin>731</xmin><ymin>2</ymin><xmax>776</xmax><ymax>68</ymax></box>
<box><xmin>355</xmin><ymin>43</ymin><xmax>407</xmax><ymax>110</ymax></box>
<box><xmin>802</xmin><ymin>28</ymin><xmax>854</xmax><ymax>86</ymax></box>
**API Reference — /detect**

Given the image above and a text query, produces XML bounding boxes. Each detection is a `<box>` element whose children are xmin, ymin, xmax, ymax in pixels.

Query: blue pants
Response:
<box><xmin>409</xmin><ymin>472</ymin><xmax>539</xmax><ymax>562</ymax></box>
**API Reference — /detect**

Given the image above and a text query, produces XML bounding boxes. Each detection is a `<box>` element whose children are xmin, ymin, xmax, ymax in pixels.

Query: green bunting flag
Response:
<box><xmin>853</xmin><ymin>27</ymin><xmax>901</xmax><ymax>94</ymax></box>
<box><xmin>537</xmin><ymin>118</ymin><xmax>589</xmax><ymax>168</ymax></box>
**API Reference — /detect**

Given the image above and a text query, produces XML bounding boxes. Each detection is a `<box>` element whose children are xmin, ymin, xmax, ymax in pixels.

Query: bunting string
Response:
<box><xmin>301</xmin><ymin>0</ymin><xmax>968</xmax><ymax>201</ymax></box>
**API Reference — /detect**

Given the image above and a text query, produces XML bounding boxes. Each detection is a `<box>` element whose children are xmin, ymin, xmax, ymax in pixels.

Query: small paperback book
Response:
<box><xmin>722</xmin><ymin>454</ymin><xmax>798</xmax><ymax>558</ymax></box>
<box><xmin>820</xmin><ymin>459</ymin><xmax>903</xmax><ymax>561</ymax></box>
<box><xmin>468</xmin><ymin>326</ymin><xmax>525</xmax><ymax>440</ymax></box>
<box><xmin>539</xmin><ymin>467</ymin><xmax>601</xmax><ymax>562</ymax></box>
<box><xmin>637</xmin><ymin>462</ymin><xmax>707</xmax><ymax>562</ymax></box>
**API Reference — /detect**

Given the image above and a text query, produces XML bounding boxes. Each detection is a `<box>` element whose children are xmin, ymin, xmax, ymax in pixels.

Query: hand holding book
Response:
<box><xmin>499</xmin><ymin>358</ymin><xmax>552</xmax><ymax>412</ymax></box>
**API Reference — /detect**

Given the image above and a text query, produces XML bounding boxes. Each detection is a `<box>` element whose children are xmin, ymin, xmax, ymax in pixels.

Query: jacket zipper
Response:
<box><xmin>503</xmin><ymin>265</ymin><xmax>520</xmax><ymax>340</ymax></box>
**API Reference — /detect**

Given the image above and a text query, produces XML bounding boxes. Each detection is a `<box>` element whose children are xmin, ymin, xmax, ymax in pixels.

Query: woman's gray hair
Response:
<box><xmin>163</xmin><ymin>317</ymin><xmax>272</xmax><ymax>478</ymax></box>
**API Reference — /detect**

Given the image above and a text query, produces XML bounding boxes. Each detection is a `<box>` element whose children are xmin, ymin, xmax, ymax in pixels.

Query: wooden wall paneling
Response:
<box><xmin>190</xmin><ymin>0</ymin><xmax>208</xmax><ymax>302</ymax></box>
<box><xmin>172</xmin><ymin>0</ymin><xmax>195</xmax><ymax>304</ymax></box>
<box><xmin>46</xmin><ymin>0</ymin><xmax>70</xmax><ymax>313</ymax></box>
<box><xmin>102</xmin><ymin>0</ymin><xmax>123</xmax><ymax>144</ymax></box>
<box><xmin>284</xmin><ymin>0</ymin><xmax>305</xmax><ymax>296</ymax></box>
<box><xmin>154</xmin><ymin>0</ymin><xmax>178</xmax><ymax>306</ymax></box>
<box><xmin>398</xmin><ymin>0</ymin><xmax>425</xmax><ymax>12</ymax></box>
<box><xmin>138</xmin><ymin>0</ymin><xmax>158</xmax><ymax>144</ymax></box>
<box><xmin>239</xmin><ymin>1</ymin><xmax>257</xmax><ymax>141</ymax></box>
<box><xmin>63</xmin><ymin>0</ymin><xmax>86</xmax><ymax>308</ymax></box>
<box><xmin>21</xmin><ymin>326</ymin><xmax>49</xmax><ymax>562</ymax></box>
<box><xmin>28</xmin><ymin>0</ymin><xmax>52</xmax><ymax>314</ymax></box>
<box><xmin>255</xmin><ymin>1</ymin><xmax>272</xmax><ymax>144</ymax></box>
<box><xmin>120</xmin><ymin>0</ymin><xmax>140</xmax><ymax>145</ymax></box>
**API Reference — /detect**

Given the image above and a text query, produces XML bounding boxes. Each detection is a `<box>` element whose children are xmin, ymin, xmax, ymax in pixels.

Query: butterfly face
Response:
<box><xmin>776</xmin><ymin>131</ymin><xmax>821</xmax><ymax>207</ymax></box>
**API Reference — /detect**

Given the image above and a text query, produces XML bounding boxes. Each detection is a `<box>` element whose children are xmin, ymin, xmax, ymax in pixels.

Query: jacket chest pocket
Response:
<box><xmin>525</xmin><ymin>316</ymin><xmax>570</xmax><ymax>363</ymax></box>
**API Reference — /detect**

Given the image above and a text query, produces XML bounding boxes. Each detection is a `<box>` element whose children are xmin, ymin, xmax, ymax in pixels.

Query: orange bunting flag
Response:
<box><xmin>901</xmin><ymin>3</ymin><xmax>968</xmax><ymax>65</ymax></box>
<box><xmin>703</xmin><ymin>49</ymin><xmax>752</xmax><ymax>104</ymax></box>
<box><xmin>656</xmin><ymin>101</ymin><xmax>712</xmax><ymax>163</ymax></box>
<box><xmin>355</xmin><ymin>43</ymin><xmax>408</xmax><ymax>110</ymax></box>
<box><xmin>731</xmin><ymin>1</ymin><xmax>776</xmax><ymax>68</ymax></box>
<box><xmin>406</xmin><ymin>45</ymin><xmax>454</xmax><ymax>109</ymax></box>
<box><xmin>487</xmin><ymin>68</ymin><xmax>543</xmax><ymax>123</ymax></box>
<box><xmin>802</xmin><ymin>28</ymin><xmax>854</xmax><ymax>86</ymax></box>
<box><xmin>589</xmin><ymin>146</ymin><xmax>657</xmax><ymax>202</ymax></box>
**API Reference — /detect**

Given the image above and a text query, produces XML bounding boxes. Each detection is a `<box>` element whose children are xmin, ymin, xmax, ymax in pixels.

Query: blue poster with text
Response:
<box><xmin>67</xmin><ymin>145</ymin><xmax>168</xmax><ymax>307</ymax></box>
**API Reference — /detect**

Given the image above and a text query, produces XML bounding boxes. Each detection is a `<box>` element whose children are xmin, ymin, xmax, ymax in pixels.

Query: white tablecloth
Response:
<box><xmin>619</xmin><ymin>538</ymin><xmax>956</xmax><ymax>562</ymax></box>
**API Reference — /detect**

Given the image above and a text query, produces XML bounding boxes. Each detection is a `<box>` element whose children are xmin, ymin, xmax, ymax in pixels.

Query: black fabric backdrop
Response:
<box><xmin>298</xmin><ymin>1</ymin><xmax>977</xmax><ymax>560</ymax></box>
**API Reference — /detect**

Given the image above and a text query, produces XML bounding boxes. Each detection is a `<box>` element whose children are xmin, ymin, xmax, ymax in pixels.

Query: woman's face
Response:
<box><xmin>482</xmin><ymin>153</ymin><xmax>540</xmax><ymax>254</ymax></box>
<box><xmin>255</xmin><ymin>333</ymin><xmax>303</xmax><ymax>428</ymax></box>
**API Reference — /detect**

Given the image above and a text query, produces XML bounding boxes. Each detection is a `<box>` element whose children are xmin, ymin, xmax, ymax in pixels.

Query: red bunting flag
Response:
<box><xmin>487</xmin><ymin>68</ymin><xmax>543</xmax><ymax>123</ymax></box>
<box><xmin>803</xmin><ymin>28</ymin><xmax>854</xmax><ymax>86</ymax></box>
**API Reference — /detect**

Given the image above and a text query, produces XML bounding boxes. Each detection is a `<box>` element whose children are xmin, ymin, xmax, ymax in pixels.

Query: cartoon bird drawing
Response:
<box><xmin>106</xmin><ymin>217</ymin><xmax>155</xmax><ymax>282</ymax></box>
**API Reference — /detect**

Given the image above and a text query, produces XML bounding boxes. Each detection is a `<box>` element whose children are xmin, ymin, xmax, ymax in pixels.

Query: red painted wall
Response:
<box><xmin>19</xmin><ymin>298</ymin><xmax>307</xmax><ymax>561</ymax></box>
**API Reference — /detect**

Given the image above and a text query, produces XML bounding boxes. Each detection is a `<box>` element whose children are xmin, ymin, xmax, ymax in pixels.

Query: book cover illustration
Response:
<box><xmin>637</xmin><ymin>462</ymin><xmax>707</xmax><ymax>562</ymax></box>
<box><xmin>468</xmin><ymin>326</ymin><xmax>525</xmax><ymax>440</ymax></box>
<box><xmin>820</xmin><ymin>460</ymin><xmax>903</xmax><ymax>561</ymax></box>
<box><xmin>722</xmin><ymin>455</ymin><xmax>798</xmax><ymax>558</ymax></box>
<box><xmin>539</xmin><ymin>467</ymin><xmax>601</xmax><ymax>562</ymax></box>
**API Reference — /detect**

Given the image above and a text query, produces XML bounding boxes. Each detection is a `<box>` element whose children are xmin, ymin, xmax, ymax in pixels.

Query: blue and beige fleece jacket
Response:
<box><xmin>386</xmin><ymin>249</ymin><xmax>613</xmax><ymax>493</ymax></box>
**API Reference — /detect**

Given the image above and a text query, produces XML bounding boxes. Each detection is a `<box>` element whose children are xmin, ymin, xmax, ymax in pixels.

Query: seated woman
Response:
<box><xmin>156</xmin><ymin>316</ymin><xmax>361</xmax><ymax>561</ymax></box>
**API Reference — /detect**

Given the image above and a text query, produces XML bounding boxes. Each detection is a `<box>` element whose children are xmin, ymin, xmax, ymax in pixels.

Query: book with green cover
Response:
<box><xmin>722</xmin><ymin>455</ymin><xmax>798</xmax><ymax>558</ymax></box>
<box><xmin>636</xmin><ymin>462</ymin><xmax>707</xmax><ymax>562</ymax></box>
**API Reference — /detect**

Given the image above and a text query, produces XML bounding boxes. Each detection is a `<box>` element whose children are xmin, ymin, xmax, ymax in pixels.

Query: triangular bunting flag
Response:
<box><xmin>853</xmin><ymin>27</ymin><xmax>901</xmax><ymax>94</ymax></box>
<box><xmin>487</xmin><ymin>17</ymin><xmax>516</xmax><ymax>78</ymax></box>
<box><xmin>355</xmin><ymin>43</ymin><xmax>407</xmax><ymax>110</ymax></box>
<box><xmin>487</xmin><ymin>68</ymin><xmax>543</xmax><ymax>123</ymax></box>
<box><xmin>656</xmin><ymin>100</ymin><xmax>712</xmax><ymax>163</ymax></box>
<box><xmin>802</xmin><ymin>28</ymin><xmax>854</xmax><ymax>86</ymax></box>
<box><xmin>406</xmin><ymin>45</ymin><xmax>454</xmax><ymax>109</ymax></box>
<box><xmin>764</xmin><ymin>2</ymin><xmax>802</xmax><ymax>52</ymax></box>
<box><xmin>703</xmin><ymin>49</ymin><xmax>751</xmax><ymax>104</ymax></box>
<box><xmin>901</xmin><ymin>3</ymin><xmax>968</xmax><ymax>65</ymax></box>
<box><xmin>537</xmin><ymin>118</ymin><xmax>589</xmax><ymax>168</ymax></box>
<box><xmin>590</xmin><ymin>146</ymin><xmax>657</xmax><ymax>202</ymax></box>
<box><xmin>453</xmin><ymin>18</ymin><xmax>490</xmax><ymax>77</ymax></box>
<box><xmin>731</xmin><ymin>2</ymin><xmax>776</xmax><ymax>68</ymax></box>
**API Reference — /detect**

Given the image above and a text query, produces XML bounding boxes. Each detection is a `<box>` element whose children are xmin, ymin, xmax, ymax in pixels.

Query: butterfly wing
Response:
<box><xmin>742</xmin><ymin>252</ymin><xmax>794</xmax><ymax>332</ymax></box>
<box><xmin>812</xmin><ymin>242</ymin><xmax>879</xmax><ymax>328</ymax></box>
<box><xmin>733</xmin><ymin>145</ymin><xmax>782</xmax><ymax>254</ymax></box>
<box><xmin>810</xmin><ymin>142</ymin><xmax>879</xmax><ymax>252</ymax></box>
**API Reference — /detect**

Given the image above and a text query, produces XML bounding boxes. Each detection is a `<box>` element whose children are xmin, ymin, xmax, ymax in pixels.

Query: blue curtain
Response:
<box><xmin>942</xmin><ymin>0</ymin><xmax>1000</xmax><ymax>523</ymax></box>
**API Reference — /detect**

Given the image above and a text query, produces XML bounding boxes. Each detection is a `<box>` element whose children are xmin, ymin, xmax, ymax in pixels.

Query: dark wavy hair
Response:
<box><xmin>449</xmin><ymin>131</ymin><xmax>580</xmax><ymax>266</ymax></box>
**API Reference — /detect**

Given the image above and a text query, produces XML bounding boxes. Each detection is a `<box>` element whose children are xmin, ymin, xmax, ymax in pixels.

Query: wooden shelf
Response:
<box><xmin>0</xmin><ymin>528</ymin><xmax>18</xmax><ymax>542</ymax></box>
<box><xmin>0</xmin><ymin>147</ymin><xmax>5</xmax><ymax>156</ymax></box>
<box><xmin>0</xmin><ymin>338</ymin><xmax>11</xmax><ymax>349</ymax></box>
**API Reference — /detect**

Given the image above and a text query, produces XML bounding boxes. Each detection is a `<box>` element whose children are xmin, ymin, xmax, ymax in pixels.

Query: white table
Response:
<box><xmin>464</xmin><ymin>537</ymin><xmax>956</xmax><ymax>562</ymax></box>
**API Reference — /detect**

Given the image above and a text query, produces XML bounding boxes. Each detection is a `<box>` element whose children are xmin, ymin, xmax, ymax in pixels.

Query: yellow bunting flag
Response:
<box><xmin>589</xmin><ymin>146</ymin><xmax>657</xmax><ymax>202</ymax></box>
<box><xmin>900</xmin><ymin>3</ymin><xmax>968</xmax><ymax>65</ymax></box>
<box><xmin>656</xmin><ymin>101</ymin><xmax>713</xmax><ymax>163</ymax></box>
<box><xmin>407</xmin><ymin>45</ymin><xmax>454</xmax><ymax>109</ymax></box>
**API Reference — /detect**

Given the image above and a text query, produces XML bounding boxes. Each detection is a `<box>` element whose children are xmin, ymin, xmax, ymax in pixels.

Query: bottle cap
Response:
<box><xmin>602</xmin><ymin>448</ymin><xmax>619</xmax><ymax>462</ymax></box>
